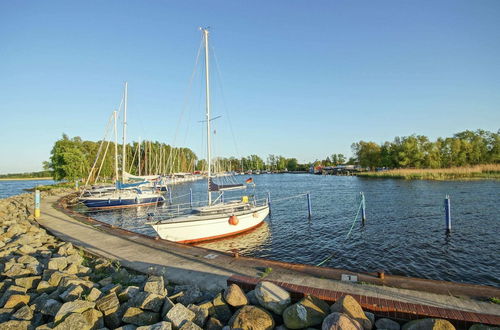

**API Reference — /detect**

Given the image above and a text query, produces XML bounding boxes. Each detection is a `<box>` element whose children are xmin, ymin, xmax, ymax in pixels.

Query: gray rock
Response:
<box><xmin>205</xmin><ymin>317</ymin><xmax>223</xmax><ymax>330</ymax></box>
<box><xmin>0</xmin><ymin>308</ymin><xmax>14</xmax><ymax>322</ymax></box>
<box><xmin>0</xmin><ymin>320</ymin><xmax>31</xmax><ymax>330</ymax></box>
<box><xmin>322</xmin><ymin>312</ymin><xmax>362</xmax><ymax>330</ymax></box>
<box><xmin>15</xmin><ymin>276</ymin><xmax>41</xmax><ymax>289</ymax></box>
<box><xmin>116</xmin><ymin>325</ymin><xmax>138</xmax><ymax>330</ymax></box>
<box><xmin>113</xmin><ymin>268</ymin><xmax>131</xmax><ymax>284</ymax></box>
<box><xmin>82</xmin><ymin>308</ymin><xmax>104</xmax><ymax>330</ymax></box>
<box><xmin>176</xmin><ymin>286</ymin><xmax>203</xmax><ymax>305</ymax></box>
<box><xmin>122</xmin><ymin>307</ymin><xmax>160</xmax><ymax>326</ymax></box>
<box><xmin>48</xmin><ymin>257</ymin><xmax>68</xmax><ymax>271</ymax></box>
<box><xmin>160</xmin><ymin>296</ymin><xmax>175</xmax><ymax>319</ymax></box>
<box><xmin>54</xmin><ymin>299</ymin><xmax>96</xmax><ymax>322</ymax></box>
<box><xmin>59</xmin><ymin>284</ymin><xmax>84</xmax><ymax>302</ymax></box>
<box><xmin>165</xmin><ymin>303</ymin><xmax>196</xmax><ymax>329</ymax></box>
<box><xmin>402</xmin><ymin>318</ymin><xmax>456</xmax><ymax>330</ymax></box>
<box><xmin>96</xmin><ymin>292</ymin><xmax>120</xmax><ymax>316</ymax></box>
<box><xmin>283</xmin><ymin>295</ymin><xmax>330</xmax><ymax>329</ymax></box>
<box><xmin>137</xmin><ymin>321</ymin><xmax>173</xmax><ymax>330</ymax></box>
<box><xmin>36</xmin><ymin>280</ymin><xmax>54</xmax><ymax>294</ymax></box>
<box><xmin>229</xmin><ymin>305</ymin><xmax>275</xmax><ymax>330</ymax></box>
<box><xmin>179</xmin><ymin>320</ymin><xmax>202</xmax><ymax>330</ymax></box>
<box><xmin>119</xmin><ymin>286</ymin><xmax>140</xmax><ymax>303</ymax></box>
<box><xmin>330</xmin><ymin>295</ymin><xmax>371</xmax><ymax>330</ymax></box>
<box><xmin>3</xmin><ymin>294</ymin><xmax>30</xmax><ymax>309</ymax></box>
<box><xmin>469</xmin><ymin>325</ymin><xmax>500</xmax><ymax>330</ymax></box>
<box><xmin>86</xmin><ymin>287</ymin><xmax>103</xmax><ymax>302</ymax></box>
<box><xmin>376</xmin><ymin>318</ymin><xmax>400</xmax><ymax>330</ymax></box>
<box><xmin>53</xmin><ymin>312</ymin><xmax>91</xmax><ymax>330</ymax></box>
<box><xmin>130</xmin><ymin>275</ymin><xmax>147</xmax><ymax>285</ymax></box>
<box><xmin>188</xmin><ymin>304</ymin><xmax>209</xmax><ymax>328</ymax></box>
<box><xmin>211</xmin><ymin>293</ymin><xmax>232</xmax><ymax>323</ymax></box>
<box><xmin>133</xmin><ymin>292</ymin><xmax>164</xmax><ymax>312</ymax></box>
<box><xmin>223</xmin><ymin>284</ymin><xmax>248</xmax><ymax>308</ymax></box>
<box><xmin>41</xmin><ymin>298</ymin><xmax>62</xmax><ymax>316</ymax></box>
<box><xmin>254</xmin><ymin>281</ymin><xmax>291</xmax><ymax>315</ymax></box>
<box><xmin>246</xmin><ymin>290</ymin><xmax>260</xmax><ymax>306</ymax></box>
<box><xmin>12</xmin><ymin>304</ymin><xmax>33</xmax><ymax>320</ymax></box>
<box><xmin>365</xmin><ymin>312</ymin><xmax>375</xmax><ymax>326</ymax></box>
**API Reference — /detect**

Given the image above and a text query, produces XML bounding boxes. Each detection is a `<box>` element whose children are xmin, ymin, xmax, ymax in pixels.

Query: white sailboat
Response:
<box><xmin>148</xmin><ymin>28</ymin><xmax>269</xmax><ymax>243</ymax></box>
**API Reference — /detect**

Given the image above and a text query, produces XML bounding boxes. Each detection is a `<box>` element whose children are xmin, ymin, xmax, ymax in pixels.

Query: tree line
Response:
<box><xmin>351</xmin><ymin>129</ymin><xmax>500</xmax><ymax>169</ymax></box>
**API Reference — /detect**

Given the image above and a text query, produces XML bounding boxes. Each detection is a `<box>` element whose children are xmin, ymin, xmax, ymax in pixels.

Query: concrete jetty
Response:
<box><xmin>37</xmin><ymin>193</ymin><xmax>500</xmax><ymax>323</ymax></box>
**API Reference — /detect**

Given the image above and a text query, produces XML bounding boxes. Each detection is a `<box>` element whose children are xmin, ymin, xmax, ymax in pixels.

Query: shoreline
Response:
<box><xmin>0</xmin><ymin>177</ymin><xmax>53</xmax><ymax>181</ymax></box>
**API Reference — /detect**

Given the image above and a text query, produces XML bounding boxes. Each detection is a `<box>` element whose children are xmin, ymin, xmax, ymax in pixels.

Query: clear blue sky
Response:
<box><xmin>1</xmin><ymin>1</ymin><xmax>499</xmax><ymax>174</ymax></box>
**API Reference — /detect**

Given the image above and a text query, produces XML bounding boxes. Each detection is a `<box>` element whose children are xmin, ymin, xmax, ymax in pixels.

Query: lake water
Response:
<box><xmin>7</xmin><ymin>175</ymin><xmax>499</xmax><ymax>287</ymax></box>
<box><xmin>0</xmin><ymin>179</ymin><xmax>55</xmax><ymax>199</ymax></box>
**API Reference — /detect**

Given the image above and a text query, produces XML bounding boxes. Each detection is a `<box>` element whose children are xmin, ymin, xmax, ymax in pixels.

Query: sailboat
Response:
<box><xmin>148</xmin><ymin>28</ymin><xmax>269</xmax><ymax>243</ymax></box>
<box><xmin>79</xmin><ymin>83</ymin><xmax>166</xmax><ymax>209</ymax></box>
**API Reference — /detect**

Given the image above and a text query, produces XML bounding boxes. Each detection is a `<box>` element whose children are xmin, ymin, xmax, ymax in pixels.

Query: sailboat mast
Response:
<box><xmin>122</xmin><ymin>82</ymin><xmax>128</xmax><ymax>182</ymax></box>
<box><xmin>138</xmin><ymin>137</ymin><xmax>141</xmax><ymax>176</ymax></box>
<box><xmin>113</xmin><ymin>110</ymin><xmax>119</xmax><ymax>183</ymax></box>
<box><xmin>203</xmin><ymin>28</ymin><xmax>212</xmax><ymax>205</ymax></box>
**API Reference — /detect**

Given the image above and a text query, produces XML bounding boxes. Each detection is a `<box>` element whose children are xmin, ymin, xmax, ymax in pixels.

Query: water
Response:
<box><xmin>81</xmin><ymin>174</ymin><xmax>499</xmax><ymax>287</ymax></box>
<box><xmin>0</xmin><ymin>179</ymin><xmax>55</xmax><ymax>199</ymax></box>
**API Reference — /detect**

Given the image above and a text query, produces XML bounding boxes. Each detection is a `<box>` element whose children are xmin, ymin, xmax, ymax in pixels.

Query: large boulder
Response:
<box><xmin>54</xmin><ymin>300</ymin><xmax>95</xmax><ymax>322</ymax></box>
<box><xmin>15</xmin><ymin>276</ymin><xmax>41</xmax><ymax>289</ymax></box>
<box><xmin>0</xmin><ymin>320</ymin><xmax>31</xmax><ymax>330</ymax></box>
<box><xmin>144</xmin><ymin>276</ymin><xmax>166</xmax><ymax>296</ymax></box>
<box><xmin>223</xmin><ymin>284</ymin><xmax>248</xmax><ymax>308</ymax></box>
<box><xmin>41</xmin><ymin>299</ymin><xmax>62</xmax><ymax>316</ymax></box>
<box><xmin>53</xmin><ymin>312</ymin><xmax>92</xmax><ymax>330</ymax></box>
<box><xmin>245</xmin><ymin>290</ymin><xmax>260</xmax><ymax>306</ymax></box>
<box><xmin>188</xmin><ymin>304</ymin><xmax>209</xmax><ymax>328</ymax></box>
<box><xmin>3</xmin><ymin>294</ymin><xmax>30</xmax><ymax>309</ymax></box>
<box><xmin>82</xmin><ymin>308</ymin><xmax>105</xmax><ymax>330</ymax></box>
<box><xmin>322</xmin><ymin>312</ymin><xmax>362</xmax><ymax>330</ymax></box>
<box><xmin>376</xmin><ymin>318</ymin><xmax>400</xmax><ymax>330</ymax></box>
<box><xmin>48</xmin><ymin>257</ymin><xmax>68</xmax><ymax>271</ymax></box>
<box><xmin>229</xmin><ymin>305</ymin><xmax>275</xmax><ymax>330</ymax></box>
<box><xmin>283</xmin><ymin>295</ymin><xmax>330</xmax><ymax>329</ymax></box>
<box><xmin>96</xmin><ymin>292</ymin><xmax>120</xmax><ymax>316</ymax></box>
<box><xmin>12</xmin><ymin>305</ymin><xmax>33</xmax><ymax>320</ymax></box>
<box><xmin>254</xmin><ymin>281</ymin><xmax>291</xmax><ymax>315</ymax></box>
<box><xmin>123</xmin><ymin>307</ymin><xmax>160</xmax><ymax>326</ymax></box>
<box><xmin>133</xmin><ymin>292</ymin><xmax>164</xmax><ymax>313</ymax></box>
<box><xmin>402</xmin><ymin>318</ymin><xmax>455</xmax><ymax>330</ymax></box>
<box><xmin>211</xmin><ymin>293</ymin><xmax>232</xmax><ymax>323</ymax></box>
<box><xmin>330</xmin><ymin>295</ymin><xmax>371</xmax><ymax>330</ymax></box>
<box><xmin>165</xmin><ymin>303</ymin><xmax>196</xmax><ymax>328</ymax></box>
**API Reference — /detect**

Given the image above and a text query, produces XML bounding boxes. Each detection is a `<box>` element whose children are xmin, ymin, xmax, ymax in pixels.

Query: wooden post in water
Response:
<box><xmin>267</xmin><ymin>192</ymin><xmax>272</xmax><ymax>215</ymax></box>
<box><xmin>168</xmin><ymin>189</ymin><xmax>172</xmax><ymax>204</ymax></box>
<box><xmin>34</xmin><ymin>189</ymin><xmax>40</xmax><ymax>219</ymax></box>
<box><xmin>189</xmin><ymin>188</ymin><xmax>193</xmax><ymax>209</ymax></box>
<box><xmin>307</xmin><ymin>193</ymin><xmax>312</xmax><ymax>218</ymax></box>
<box><xmin>445</xmin><ymin>195</ymin><xmax>451</xmax><ymax>233</ymax></box>
<box><xmin>361</xmin><ymin>192</ymin><xmax>366</xmax><ymax>225</ymax></box>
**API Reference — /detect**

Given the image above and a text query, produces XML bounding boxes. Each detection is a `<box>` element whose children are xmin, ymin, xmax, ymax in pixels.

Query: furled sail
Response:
<box><xmin>208</xmin><ymin>178</ymin><xmax>245</xmax><ymax>192</ymax></box>
<box><xmin>123</xmin><ymin>171</ymin><xmax>160</xmax><ymax>182</ymax></box>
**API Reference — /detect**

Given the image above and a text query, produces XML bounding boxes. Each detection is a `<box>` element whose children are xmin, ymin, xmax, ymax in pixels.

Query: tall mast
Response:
<box><xmin>138</xmin><ymin>136</ymin><xmax>141</xmax><ymax>176</ymax></box>
<box><xmin>203</xmin><ymin>28</ymin><xmax>212</xmax><ymax>205</ymax></box>
<box><xmin>113</xmin><ymin>110</ymin><xmax>119</xmax><ymax>183</ymax></box>
<box><xmin>122</xmin><ymin>82</ymin><xmax>128</xmax><ymax>182</ymax></box>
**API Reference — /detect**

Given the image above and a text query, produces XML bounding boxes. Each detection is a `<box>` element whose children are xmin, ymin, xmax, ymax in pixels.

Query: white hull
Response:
<box><xmin>151</xmin><ymin>204</ymin><xmax>269</xmax><ymax>243</ymax></box>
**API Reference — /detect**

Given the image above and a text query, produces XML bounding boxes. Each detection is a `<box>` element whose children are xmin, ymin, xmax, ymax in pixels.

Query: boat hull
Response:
<box><xmin>80</xmin><ymin>196</ymin><xmax>165</xmax><ymax>209</ymax></box>
<box><xmin>151</xmin><ymin>205</ymin><xmax>269</xmax><ymax>243</ymax></box>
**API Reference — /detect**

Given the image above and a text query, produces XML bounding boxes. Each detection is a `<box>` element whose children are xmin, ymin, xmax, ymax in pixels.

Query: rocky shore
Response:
<box><xmin>0</xmin><ymin>191</ymin><xmax>493</xmax><ymax>329</ymax></box>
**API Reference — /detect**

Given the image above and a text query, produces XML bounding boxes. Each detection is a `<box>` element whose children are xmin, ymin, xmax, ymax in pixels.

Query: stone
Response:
<box><xmin>376</xmin><ymin>318</ymin><xmax>401</xmax><ymax>330</ymax></box>
<box><xmin>0</xmin><ymin>308</ymin><xmax>14</xmax><ymax>322</ymax></box>
<box><xmin>223</xmin><ymin>284</ymin><xmax>248</xmax><ymax>308</ymax></box>
<box><xmin>322</xmin><ymin>312</ymin><xmax>362</xmax><ymax>330</ymax></box>
<box><xmin>98</xmin><ymin>276</ymin><xmax>113</xmax><ymax>287</ymax></box>
<box><xmin>82</xmin><ymin>308</ymin><xmax>105</xmax><ymax>330</ymax></box>
<box><xmin>205</xmin><ymin>317</ymin><xmax>223</xmax><ymax>330</ymax></box>
<box><xmin>57</xmin><ymin>242</ymin><xmax>75</xmax><ymax>256</ymax></box>
<box><xmin>119</xmin><ymin>286</ymin><xmax>140</xmax><ymax>303</ymax></box>
<box><xmin>283</xmin><ymin>295</ymin><xmax>330</xmax><ymax>329</ymax></box>
<box><xmin>54</xmin><ymin>299</ymin><xmax>96</xmax><ymax>322</ymax></box>
<box><xmin>137</xmin><ymin>321</ymin><xmax>173</xmax><ymax>330</ymax></box>
<box><xmin>36</xmin><ymin>280</ymin><xmax>54</xmax><ymax>293</ymax></box>
<box><xmin>15</xmin><ymin>276</ymin><xmax>41</xmax><ymax>289</ymax></box>
<box><xmin>116</xmin><ymin>326</ymin><xmax>139</xmax><ymax>330</ymax></box>
<box><xmin>66</xmin><ymin>253</ymin><xmax>83</xmax><ymax>265</ymax></box>
<box><xmin>48</xmin><ymin>257</ymin><xmax>68</xmax><ymax>271</ymax></box>
<box><xmin>12</xmin><ymin>304</ymin><xmax>33</xmax><ymax>320</ymax></box>
<box><xmin>133</xmin><ymin>292</ymin><xmax>164</xmax><ymax>312</ymax></box>
<box><xmin>0</xmin><ymin>320</ymin><xmax>32</xmax><ymax>330</ymax></box>
<box><xmin>165</xmin><ymin>303</ymin><xmax>196</xmax><ymax>329</ymax></box>
<box><xmin>469</xmin><ymin>325</ymin><xmax>500</xmax><ymax>330</ymax></box>
<box><xmin>4</xmin><ymin>294</ymin><xmax>30</xmax><ymax>309</ymax></box>
<box><xmin>19</xmin><ymin>244</ymin><xmax>36</xmax><ymax>254</ymax></box>
<box><xmin>0</xmin><ymin>285</ymin><xmax>27</xmax><ymax>307</ymax></box>
<box><xmin>59</xmin><ymin>284</ymin><xmax>84</xmax><ymax>302</ymax></box>
<box><xmin>64</xmin><ymin>263</ymin><xmax>79</xmax><ymax>275</ymax></box>
<box><xmin>3</xmin><ymin>264</ymin><xmax>30</xmax><ymax>278</ymax></box>
<box><xmin>41</xmin><ymin>299</ymin><xmax>62</xmax><ymax>316</ymax></box>
<box><xmin>32</xmin><ymin>293</ymin><xmax>50</xmax><ymax>312</ymax></box>
<box><xmin>254</xmin><ymin>281</ymin><xmax>291</xmax><ymax>315</ymax></box>
<box><xmin>96</xmin><ymin>292</ymin><xmax>120</xmax><ymax>315</ymax></box>
<box><xmin>176</xmin><ymin>286</ymin><xmax>203</xmax><ymax>305</ymax></box>
<box><xmin>179</xmin><ymin>320</ymin><xmax>202</xmax><ymax>330</ymax></box>
<box><xmin>86</xmin><ymin>287</ymin><xmax>103</xmax><ymax>302</ymax></box>
<box><xmin>53</xmin><ymin>312</ymin><xmax>91</xmax><ymax>330</ymax></box>
<box><xmin>188</xmin><ymin>304</ymin><xmax>209</xmax><ymax>328</ymax></box>
<box><xmin>160</xmin><ymin>296</ymin><xmax>175</xmax><ymax>319</ymax></box>
<box><xmin>113</xmin><ymin>268</ymin><xmax>131</xmax><ymax>284</ymax></box>
<box><xmin>122</xmin><ymin>307</ymin><xmax>160</xmax><ymax>326</ymax></box>
<box><xmin>402</xmin><ymin>318</ymin><xmax>456</xmax><ymax>330</ymax></box>
<box><xmin>211</xmin><ymin>293</ymin><xmax>232</xmax><ymax>323</ymax></box>
<box><xmin>101</xmin><ymin>283</ymin><xmax>123</xmax><ymax>294</ymax></box>
<box><xmin>18</xmin><ymin>255</ymin><xmax>39</xmax><ymax>265</ymax></box>
<box><xmin>365</xmin><ymin>312</ymin><xmax>375</xmax><ymax>326</ymax></box>
<box><xmin>229</xmin><ymin>305</ymin><xmax>275</xmax><ymax>330</ymax></box>
<box><xmin>246</xmin><ymin>290</ymin><xmax>260</xmax><ymax>306</ymax></box>
<box><xmin>330</xmin><ymin>295</ymin><xmax>371</xmax><ymax>330</ymax></box>
<box><xmin>48</xmin><ymin>271</ymin><xmax>67</xmax><ymax>287</ymax></box>
<box><xmin>130</xmin><ymin>275</ymin><xmax>147</xmax><ymax>285</ymax></box>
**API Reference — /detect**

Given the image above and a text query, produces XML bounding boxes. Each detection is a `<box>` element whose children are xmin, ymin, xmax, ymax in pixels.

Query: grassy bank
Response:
<box><xmin>0</xmin><ymin>177</ymin><xmax>53</xmax><ymax>181</ymax></box>
<box><xmin>357</xmin><ymin>164</ymin><xmax>500</xmax><ymax>180</ymax></box>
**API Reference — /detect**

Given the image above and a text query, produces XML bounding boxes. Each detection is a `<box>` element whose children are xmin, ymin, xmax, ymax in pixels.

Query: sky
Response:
<box><xmin>1</xmin><ymin>1</ymin><xmax>499</xmax><ymax>174</ymax></box>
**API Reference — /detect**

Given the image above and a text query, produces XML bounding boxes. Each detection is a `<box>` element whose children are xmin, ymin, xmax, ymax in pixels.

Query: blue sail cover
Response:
<box><xmin>115</xmin><ymin>180</ymin><xmax>148</xmax><ymax>190</ymax></box>
<box><xmin>208</xmin><ymin>178</ymin><xmax>245</xmax><ymax>192</ymax></box>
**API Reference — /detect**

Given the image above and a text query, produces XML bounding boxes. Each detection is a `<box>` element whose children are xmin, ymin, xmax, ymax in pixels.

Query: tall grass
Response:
<box><xmin>357</xmin><ymin>164</ymin><xmax>500</xmax><ymax>180</ymax></box>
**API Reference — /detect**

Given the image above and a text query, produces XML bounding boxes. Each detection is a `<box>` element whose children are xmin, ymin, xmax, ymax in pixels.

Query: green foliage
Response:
<box><xmin>490</xmin><ymin>297</ymin><xmax>500</xmax><ymax>304</ymax></box>
<box><xmin>0</xmin><ymin>170</ymin><xmax>53</xmax><ymax>179</ymax></box>
<box><xmin>351</xmin><ymin>129</ymin><xmax>499</xmax><ymax>169</ymax></box>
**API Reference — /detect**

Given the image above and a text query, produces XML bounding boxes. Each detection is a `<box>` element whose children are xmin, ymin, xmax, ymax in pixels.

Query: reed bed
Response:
<box><xmin>357</xmin><ymin>164</ymin><xmax>500</xmax><ymax>180</ymax></box>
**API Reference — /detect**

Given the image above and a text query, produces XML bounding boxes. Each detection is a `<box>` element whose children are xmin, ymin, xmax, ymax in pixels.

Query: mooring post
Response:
<box><xmin>221</xmin><ymin>192</ymin><xmax>225</xmax><ymax>203</ymax></box>
<box><xmin>361</xmin><ymin>192</ymin><xmax>366</xmax><ymax>225</ymax></box>
<box><xmin>189</xmin><ymin>188</ymin><xmax>193</xmax><ymax>209</ymax></box>
<box><xmin>75</xmin><ymin>180</ymin><xmax>79</xmax><ymax>190</ymax></box>
<box><xmin>267</xmin><ymin>191</ymin><xmax>272</xmax><ymax>215</ymax></box>
<box><xmin>445</xmin><ymin>195</ymin><xmax>451</xmax><ymax>233</ymax></box>
<box><xmin>34</xmin><ymin>189</ymin><xmax>40</xmax><ymax>219</ymax></box>
<box><xmin>307</xmin><ymin>192</ymin><xmax>312</xmax><ymax>218</ymax></box>
<box><xmin>168</xmin><ymin>189</ymin><xmax>172</xmax><ymax>204</ymax></box>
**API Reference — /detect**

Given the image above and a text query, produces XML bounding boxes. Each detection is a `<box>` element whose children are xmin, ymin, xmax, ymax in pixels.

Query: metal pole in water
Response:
<box><xmin>267</xmin><ymin>192</ymin><xmax>272</xmax><ymax>215</ymax></box>
<box><xmin>361</xmin><ymin>192</ymin><xmax>366</xmax><ymax>225</ymax></box>
<box><xmin>168</xmin><ymin>189</ymin><xmax>172</xmax><ymax>204</ymax></box>
<box><xmin>34</xmin><ymin>189</ymin><xmax>40</xmax><ymax>219</ymax></box>
<box><xmin>445</xmin><ymin>195</ymin><xmax>451</xmax><ymax>233</ymax></box>
<box><xmin>189</xmin><ymin>188</ymin><xmax>193</xmax><ymax>209</ymax></box>
<box><xmin>221</xmin><ymin>192</ymin><xmax>224</xmax><ymax>203</ymax></box>
<box><xmin>307</xmin><ymin>192</ymin><xmax>312</xmax><ymax>218</ymax></box>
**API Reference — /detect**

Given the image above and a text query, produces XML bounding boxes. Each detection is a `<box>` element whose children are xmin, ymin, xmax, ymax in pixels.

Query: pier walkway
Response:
<box><xmin>37</xmin><ymin>194</ymin><xmax>500</xmax><ymax>326</ymax></box>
